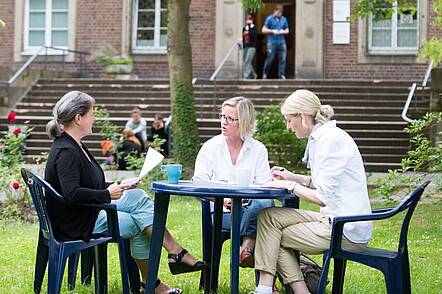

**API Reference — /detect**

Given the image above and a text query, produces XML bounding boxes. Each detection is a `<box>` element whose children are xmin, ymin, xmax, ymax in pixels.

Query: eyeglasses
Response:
<box><xmin>219</xmin><ymin>113</ymin><xmax>239</xmax><ymax>124</ymax></box>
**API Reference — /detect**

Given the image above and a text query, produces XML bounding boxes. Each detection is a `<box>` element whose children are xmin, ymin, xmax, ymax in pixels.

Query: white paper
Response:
<box><xmin>139</xmin><ymin>147</ymin><xmax>164</xmax><ymax>179</ymax></box>
<box><xmin>333</xmin><ymin>22</ymin><xmax>350</xmax><ymax>44</ymax></box>
<box><xmin>121</xmin><ymin>148</ymin><xmax>164</xmax><ymax>185</ymax></box>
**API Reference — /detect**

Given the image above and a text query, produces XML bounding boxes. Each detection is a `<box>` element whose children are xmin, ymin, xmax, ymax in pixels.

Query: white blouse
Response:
<box><xmin>307</xmin><ymin>121</ymin><xmax>372</xmax><ymax>244</ymax></box>
<box><xmin>193</xmin><ymin>134</ymin><xmax>271</xmax><ymax>185</ymax></box>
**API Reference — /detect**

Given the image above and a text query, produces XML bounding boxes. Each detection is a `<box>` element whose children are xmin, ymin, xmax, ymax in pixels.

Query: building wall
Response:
<box><xmin>325</xmin><ymin>0</ymin><xmax>442</xmax><ymax>80</ymax></box>
<box><xmin>0</xmin><ymin>0</ymin><xmax>216</xmax><ymax>78</ymax></box>
<box><xmin>1</xmin><ymin>0</ymin><xmax>440</xmax><ymax>80</ymax></box>
<box><xmin>0</xmin><ymin>1</ymin><xmax>17</xmax><ymax>71</ymax></box>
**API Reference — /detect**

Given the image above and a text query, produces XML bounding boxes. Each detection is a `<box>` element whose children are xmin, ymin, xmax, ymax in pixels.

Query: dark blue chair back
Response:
<box><xmin>318</xmin><ymin>181</ymin><xmax>431</xmax><ymax>294</ymax></box>
<box><xmin>21</xmin><ymin>168</ymin><xmax>130</xmax><ymax>294</ymax></box>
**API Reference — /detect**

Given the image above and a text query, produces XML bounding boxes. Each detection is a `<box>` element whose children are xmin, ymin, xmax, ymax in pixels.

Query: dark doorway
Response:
<box><xmin>254</xmin><ymin>1</ymin><xmax>295</xmax><ymax>79</ymax></box>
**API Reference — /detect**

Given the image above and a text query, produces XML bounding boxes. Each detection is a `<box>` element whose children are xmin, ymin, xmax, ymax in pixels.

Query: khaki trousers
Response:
<box><xmin>254</xmin><ymin>207</ymin><xmax>366</xmax><ymax>284</ymax></box>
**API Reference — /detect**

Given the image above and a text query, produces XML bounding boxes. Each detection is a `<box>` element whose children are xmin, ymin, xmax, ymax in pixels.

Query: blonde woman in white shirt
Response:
<box><xmin>193</xmin><ymin>97</ymin><xmax>273</xmax><ymax>268</ymax></box>
<box><xmin>252</xmin><ymin>90</ymin><xmax>372</xmax><ymax>294</ymax></box>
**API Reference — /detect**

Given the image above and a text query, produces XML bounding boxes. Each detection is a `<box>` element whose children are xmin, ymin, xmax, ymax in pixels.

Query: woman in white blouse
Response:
<box><xmin>193</xmin><ymin>96</ymin><xmax>273</xmax><ymax>267</ymax></box>
<box><xmin>251</xmin><ymin>90</ymin><xmax>372</xmax><ymax>294</ymax></box>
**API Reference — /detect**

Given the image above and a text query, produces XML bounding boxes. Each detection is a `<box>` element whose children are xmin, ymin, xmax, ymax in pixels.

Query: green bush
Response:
<box><xmin>255</xmin><ymin>104</ymin><xmax>307</xmax><ymax>171</ymax></box>
<box><xmin>0</xmin><ymin>124</ymin><xmax>36</xmax><ymax>222</ymax></box>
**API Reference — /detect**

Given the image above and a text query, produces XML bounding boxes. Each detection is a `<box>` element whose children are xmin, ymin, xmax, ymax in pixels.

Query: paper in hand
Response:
<box><xmin>121</xmin><ymin>147</ymin><xmax>164</xmax><ymax>185</ymax></box>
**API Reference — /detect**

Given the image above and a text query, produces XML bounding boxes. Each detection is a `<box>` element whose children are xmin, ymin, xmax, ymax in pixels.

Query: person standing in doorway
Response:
<box><xmin>262</xmin><ymin>5</ymin><xmax>289</xmax><ymax>80</ymax></box>
<box><xmin>242</xmin><ymin>14</ymin><xmax>258</xmax><ymax>79</ymax></box>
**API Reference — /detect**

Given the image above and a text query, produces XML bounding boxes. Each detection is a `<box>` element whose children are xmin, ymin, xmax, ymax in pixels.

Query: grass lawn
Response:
<box><xmin>0</xmin><ymin>196</ymin><xmax>441</xmax><ymax>293</ymax></box>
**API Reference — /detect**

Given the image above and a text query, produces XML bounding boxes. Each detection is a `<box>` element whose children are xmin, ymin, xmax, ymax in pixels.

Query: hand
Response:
<box><xmin>223</xmin><ymin>198</ymin><xmax>232</xmax><ymax>210</ymax></box>
<box><xmin>107</xmin><ymin>182</ymin><xmax>130</xmax><ymax>200</ymax></box>
<box><xmin>270</xmin><ymin>166</ymin><xmax>294</xmax><ymax>181</ymax></box>
<box><xmin>272</xmin><ymin>29</ymin><xmax>279</xmax><ymax>35</ymax></box>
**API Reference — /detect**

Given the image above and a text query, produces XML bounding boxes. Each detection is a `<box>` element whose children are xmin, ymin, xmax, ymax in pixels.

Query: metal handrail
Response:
<box><xmin>209</xmin><ymin>42</ymin><xmax>241</xmax><ymax>81</ymax></box>
<box><xmin>0</xmin><ymin>46</ymin><xmax>90</xmax><ymax>107</ymax></box>
<box><xmin>402</xmin><ymin>61</ymin><xmax>434</xmax><ymax>123</ymax></box>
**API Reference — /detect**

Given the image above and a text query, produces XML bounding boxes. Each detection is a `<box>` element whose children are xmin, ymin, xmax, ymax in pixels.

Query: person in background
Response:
<box><xmin>148</xmin><ymin>114</ymin><xmax>169</xmax><ymax>157</ymax></box>
<box><xmin>242</xmin><ymin>13</ymin><xmax>258</xmax><ymax>79</ymax></box>
<box><xmin>126</xmin><ymin>107</ymin><xmax>147</xmax><ymax>151</ymax></box>
<box><xmin>251</xmin><ymin>89</ymin><xmax>372</xmax><ymax>294</ymax></box>
<box><xmin>45</xmin><ymin>91</ymin><xmax>207</xmax><ymax>294</ymax></box>
<box><xmin>193</xmin><ymin>97</ymin><xmax>273</xmax><ymax>268</ymax></box>
<box><xmin>262</xmin><ymin>4</ymin><xmax>289</xmax><ymax>80</ymax></box>
<box><xmin>117</xmin><ymin>128</ymin><xmax>142</xmax><ymax>170</ymax></box>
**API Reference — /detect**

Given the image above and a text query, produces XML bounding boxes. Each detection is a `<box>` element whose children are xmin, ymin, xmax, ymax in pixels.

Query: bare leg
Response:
<box><xmin>134</xmin><ymin>259</ymin><xmax>180</xmax><ymax>294</ymax></box>
<box><xmin>289</xmin><ymin>280</ymin><xmax>310</xmax><ymax>294</ymax></box>
<box><xmin>241</xmin><ymin>236</ymin><xmax>255</xmax><ymax>251</ymax></box>
<box><xmin>144</xmin><ymin>226</ymin><xmax>199</xmax><ymax>266</ymax></box>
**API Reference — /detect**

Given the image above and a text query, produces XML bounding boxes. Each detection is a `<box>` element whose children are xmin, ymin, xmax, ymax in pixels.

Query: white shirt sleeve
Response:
<box><xmin>193</xmin><ymin>144</ymin><xmax>213</xmax><ymax>181</ymax></box>
<box><xmin>253</xmin><ymin>144</ymin><xmax>271</xmax><ymax>185</ymax></box>
<box><xmin>132</xmin><ymin>119</ymin><xmax>147</xmax><ymax>134</ymax></box>
<box><xmin>312</xmin><ymin>136</ymin><xmax>350</xmax><ymax>206</ymax></box>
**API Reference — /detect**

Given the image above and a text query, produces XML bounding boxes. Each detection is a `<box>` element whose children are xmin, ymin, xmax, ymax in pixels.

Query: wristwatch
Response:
<box><xmin>286</xmin><ymin>182</ymin><xmax>297</xmax><ymax>194</ymax></box>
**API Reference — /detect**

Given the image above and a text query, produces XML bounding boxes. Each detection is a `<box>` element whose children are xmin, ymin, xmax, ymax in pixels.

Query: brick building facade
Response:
<box><xmin>0</xmin><ymin>0</ymin><xmax>440</xmax><ymax>80</ymax></box>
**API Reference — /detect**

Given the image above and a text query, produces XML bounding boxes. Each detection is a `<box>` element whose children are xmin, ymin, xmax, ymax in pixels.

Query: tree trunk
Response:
<box><xmin>167</xmin><ymin>0</ymin><xmax>200</xmax><ymax>172</ymax></box>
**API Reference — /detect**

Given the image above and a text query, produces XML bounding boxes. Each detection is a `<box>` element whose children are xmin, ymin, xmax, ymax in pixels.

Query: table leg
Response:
<box><xmin>146</xmin><ymin>192</ymin><xmax>170</xmax><ymax>294</ymax></box>
<box><xmin>230</xmin><ymin>198</ymin><xmax>242</xmax><ymax>294</ymax></box>
<box><xmin>209</xmin><ymin>197</ymin><xmax>223</xmax><ymax>293</ymax></box>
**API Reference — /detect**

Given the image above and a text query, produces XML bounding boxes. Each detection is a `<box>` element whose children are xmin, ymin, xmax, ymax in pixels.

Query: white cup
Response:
<box><xmin>236</xmin><ymin>168</ymin><xmax>252</xmax><ymax>188</ymax></box>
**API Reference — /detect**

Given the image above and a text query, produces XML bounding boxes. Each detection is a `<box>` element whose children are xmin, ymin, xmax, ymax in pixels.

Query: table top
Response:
<box><xmin>150</xmin><ymin>180</ymin><xmax>292</xmax><ymax>199</ymax></box>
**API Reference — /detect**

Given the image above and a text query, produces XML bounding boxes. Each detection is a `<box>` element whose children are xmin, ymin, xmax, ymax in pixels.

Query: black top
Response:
<box><xmin>148</xmin><ymin>126</ymin><xmax>169</xmax><ymax>156</ymax></box>
<box><xmin>45</xmin><ymin>132</ymin><xmax>111</xmax><ymax>242</ymax></box>
<box><xmin>242</xmin><ymin>24</ymin><xmax>257</xmax><ymax>48</ymax></box>
<box><xmin>117</xmin><ymin>139</ymin><xmax>142</xmax><ymax>170</ymax></box>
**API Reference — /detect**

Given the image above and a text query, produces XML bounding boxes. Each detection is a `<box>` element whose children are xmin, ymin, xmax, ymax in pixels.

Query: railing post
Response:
<box><xmin>44</xmin><ymin>47</ymin><xmax>48</xmax><ymax>77</ymax></box>
<box><xmin>237</xmin><ymin>45</ymin><xmax>240</xmax><ymax>79</ymax></box>
<box><xmin>61</xmin><ymin>49</ymin><xmax>66</xmax><ymax>77</ymax></box>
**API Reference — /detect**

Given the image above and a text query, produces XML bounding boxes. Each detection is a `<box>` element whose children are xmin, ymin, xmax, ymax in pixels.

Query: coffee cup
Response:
<box><xmin>161</xmin><ymin>164</ymin><xmax>182</xmax><ymax>184</ymax></box>
<box><xmin>236</xmin><ymin>168</ymin><xmax>252</xmax><ymax>188</ymax></box>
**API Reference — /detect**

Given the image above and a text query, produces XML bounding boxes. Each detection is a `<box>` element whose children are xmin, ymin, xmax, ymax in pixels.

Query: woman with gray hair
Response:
<box><xmin>45</xmin><ymin>91</ymin><xmax>206</xmax><ymax>294</ymax></box>
<box><xmin>193</xmin><ymin>96</ymin><xmax>273</xmax><ymax>268</ymax></box>
<box><xmin>251</xmin><ymin>89</ymin><xmax>372</xmax><ymax>294</ymax></box>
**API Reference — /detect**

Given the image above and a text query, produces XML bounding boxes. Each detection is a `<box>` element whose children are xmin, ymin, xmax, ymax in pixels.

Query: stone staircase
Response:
<box><xmin>0</xmin><ymin>78</ymin><xmax>431</xmax><ymax>172</ymax></box>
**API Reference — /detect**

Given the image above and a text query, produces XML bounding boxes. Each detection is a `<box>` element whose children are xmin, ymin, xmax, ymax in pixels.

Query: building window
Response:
<box><xmin>24</xmin><ymin>0</ymin><xmax>69</xmax><ymax>54</ymax></box>
<box><xmin>132</xmin><ymin>0</ymin><xmax>167</xmax><ymax>53</ymax></box>
<box><xmin>368</xmin><ymin>0</ymin><xmax>418</xmax><ymax>54</ymax></box>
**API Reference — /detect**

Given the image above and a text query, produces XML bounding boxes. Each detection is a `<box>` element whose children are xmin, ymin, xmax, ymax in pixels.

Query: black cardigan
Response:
<box><xmin>44</xmin><ymin>132</ymin><xmax>111</xmax><ymax>241</ymax></box>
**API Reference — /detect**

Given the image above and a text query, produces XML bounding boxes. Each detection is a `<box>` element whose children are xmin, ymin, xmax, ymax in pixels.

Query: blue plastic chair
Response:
<box><xmin>317</xmin><ymin>181</ymin><xmax>431</xmax><ymax>294</ymax></box>
<box><xmin>21</xmin><ymin>168</ymin><xmax>130</xmax><ymax>294</ymax></box>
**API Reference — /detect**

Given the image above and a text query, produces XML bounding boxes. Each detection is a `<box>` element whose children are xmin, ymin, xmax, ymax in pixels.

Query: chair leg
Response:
<box><xmin>80</xmin><ymin>248</ymin><xmax>94</xmax><ymax>285</ymax></box>
<box><xmin>331</xmin><ymin>258</ymin><xmax>346</xmax><ymax>294</ymax></box>
<box><xmin>34</xmin><ymin>232</ymin><xmax>48</xmax><ymax>294</ymax></box>
<box><xmin>47</xmin><ymin>244</ymin><xmax>67</xmax><ymax>294</ymax></box>
<box><xmin>401</xmin><ymin>252</ymin><xmax>412</xmax><ymax>294</ymax></box>
<box><xmin>385</xmin><ymin>261</ymin><xmax>403</xmax><ymax>294</ymax></box>
<box><xmin>317</xmin><ymin>251</ymin><xmax>331</xmax><ymax>294</ymax></box>
<box><xmin>117</xmin><ymin>239</ymin><xmax>132</xmax><ymax>294</ymax></box>
<box><xmin>67</xmin><ymin>252</ymin><xmax>80</xmax><ymax>290</ymax></box>
<box><xmin>122</xmin><ymin>238</ymin><xmax>141</xmax><ymax>294</ymax></box>
<box><xmin>94</xmin><ymin>244</ymin><xmax>108</xmax><ymax>294</ymax></box>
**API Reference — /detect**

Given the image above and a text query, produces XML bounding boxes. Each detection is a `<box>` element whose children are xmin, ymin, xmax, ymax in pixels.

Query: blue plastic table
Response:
<box><xmin>147</xmin><ymin>180</ymin><xmax>295</xmax><ymax>294</ymax></box>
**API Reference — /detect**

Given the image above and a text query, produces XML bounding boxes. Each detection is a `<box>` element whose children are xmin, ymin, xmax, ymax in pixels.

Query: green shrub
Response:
<box><xmin>0</xmin><ymin>124</ymin><xmax>36</xmax><ymax>222</ymax></box>
<box><xmin>255</xmin><ymin>104</ymin><xmax>307</xmax><ymax>171</ymax></box>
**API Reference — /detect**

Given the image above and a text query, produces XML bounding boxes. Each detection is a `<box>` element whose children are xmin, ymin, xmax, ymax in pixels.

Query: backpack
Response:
<box><xmin>299</xmin><ymin>253</ymin><xmax>325</xmax><ymax>294</ymax></box>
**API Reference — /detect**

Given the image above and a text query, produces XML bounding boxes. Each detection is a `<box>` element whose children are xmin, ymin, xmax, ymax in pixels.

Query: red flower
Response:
<box><xmin>13</xmin><ymin>128</ymin><xmax>22</xmax><ymax>135</ymax></box>
<box><xmin>12</xmin><ymin>181</ymin><xmax>20</xmax><ymax>190</ymax></box>
<box><xmin>7</xmin><ymin>111</ymin><xmax>16</xmax><ymax>123</ymax></box>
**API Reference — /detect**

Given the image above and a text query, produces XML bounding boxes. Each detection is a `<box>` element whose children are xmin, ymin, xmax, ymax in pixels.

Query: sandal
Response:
<box><xmin>140</xmin><ymin>279</ymin><xmax>183</xmax><ymax>294</ymax></box>
<box><xmin>239</xmin><ymin>246</ymin><xmax>254</xmax><ymax>268</ymax></box>
<box><xmin>168</xmin><ymin>248</ymin><xmax>208</xmax><ymax>275</ymax></box>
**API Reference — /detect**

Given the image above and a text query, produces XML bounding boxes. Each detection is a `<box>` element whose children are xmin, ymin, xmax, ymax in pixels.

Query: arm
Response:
<box><xmin>131</xmin><ymin>120</ymin><xmax>147</xmax><ymax>135</ymax></box>
<box><xmin>55</xmin><ymin>149</ymin><xmax>111</xmax><ymax>204</ymax></box>
<box><xmin>262</xmin><ymin>16</ymin><xmax>273</xmax><ymax>35</ymax></box>
<box><xmin>253</xmin><ymin>145</ymin><xmax>271</xmax><ymax>185</ymax></box>
<box><xmin>193</xmin><ymin>144</ymin><xmax>213</xmax><ymax>181</ymax></box>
